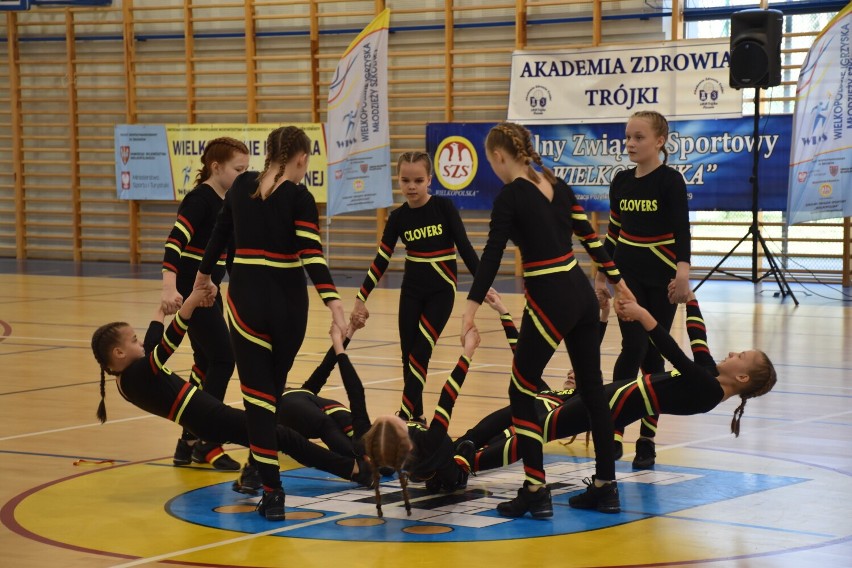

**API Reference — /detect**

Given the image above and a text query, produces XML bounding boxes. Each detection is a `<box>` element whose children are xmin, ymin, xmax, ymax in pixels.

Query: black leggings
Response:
<box><xmin>183</xmin><ymin>292</ymin><xmax>235</xmax><ymax>402</ymax></box>
<box><xmin>397</xmin><ymin>285</ymin><xmax>454</xmax><ymax>419</ymax></box>
<box><xmin>176</xmin><ymin>384</ymin><xmax>354</xmax><ymax>480</ymax></box>
<box><xmin>226</xmin><ymin>276</ymin><xmax>309</xmax><ymax>491</ymax></box>
<box><xmin>613</xmin><ymin>272</ymin><xmax>677</xmax><ymax>439</ymax></box>
<box><xmin>509</xmin><ymin>270</ymin><xmax>615</xmax><ymax>484</ymax></box>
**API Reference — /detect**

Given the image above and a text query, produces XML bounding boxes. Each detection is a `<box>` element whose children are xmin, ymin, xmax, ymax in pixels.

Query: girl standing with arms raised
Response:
<box><xmin>161</xmin><ymin>137</ymin><xmax>249</xmax><ymax>471</ymax></box>
<box><xmin>195</xmin><ymin>126</ymin><xmax>347</xmax><ymax>520</ymax></box>
<box><xmin>351</xmin><ymin>151</ymin><xmax>479</xmax><ymax>422</ymax></box>
<box><xmin>596</xmin><ymin>110</ymin><xmax>691</xmax><ymax>468</ymax></box>
<box><xmin>461</xmin><ymin>122</ymin><xmax>633</xmax><ymax>518</ymax></box>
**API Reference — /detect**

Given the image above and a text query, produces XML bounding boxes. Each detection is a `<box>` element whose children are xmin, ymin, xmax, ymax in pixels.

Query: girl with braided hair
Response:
<box><xmin>458</xmin><ymin>291</ymin><xmax>776</xmax><ymax>503</ymax></box>
<box><xmin>461</xmin><ymin>122</ymin><xmax>634</xmax><ymax>518</ymax></box>
<box><xmin>195</xmin><ymin>125</ymin><xmax>347</xmax><ymax>520</ymax></box>
<box><xmin>161</xmin><ymin>137</ymin><xmax>249</xmax><ymax>471</ymax></box>
<box><xmin>595</xmin><ymin>110</ymin><xmax>692</xmax><ymax>469</ymax></box>
<box><xmin>324</xmin><ymin>319</ymin><xmax>481</xmax><ymax>518</ymax></box>
<box><xmin>90</xmin><ymin>289</ymin><xmax>373</xmax><ymax>521</ymax></box>
<box><xmin>351</xmin><ymin>151</ymin><xmax>479</xmax><ymax>423</ymax></box>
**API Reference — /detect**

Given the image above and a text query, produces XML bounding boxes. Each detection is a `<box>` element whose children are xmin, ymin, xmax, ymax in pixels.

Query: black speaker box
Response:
<box><xmin>729</xmin><ymin>9</ymin><xmax>783</xmax><ymax>89</ymax></box>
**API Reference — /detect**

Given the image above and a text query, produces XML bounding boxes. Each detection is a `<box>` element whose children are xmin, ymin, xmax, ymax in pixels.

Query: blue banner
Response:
<box><xmin>427</xmin><ymin>116</ymin><xmax>793</xmax><ymax>212</ymax></box>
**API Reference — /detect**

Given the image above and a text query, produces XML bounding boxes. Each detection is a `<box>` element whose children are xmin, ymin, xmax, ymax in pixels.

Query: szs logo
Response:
<box><xmin>435</xmin><ymin>136</ymin><xmax>478</xmax><ymax>191</ymax></box>
<box><xmin>525</xmin><ymin>85</ymin><xmax>552</xmax><ymax>116</ymax></box>
<box><xmin>353</xmin><ymin>179</ymin><xmax>365</xmax><ymax>192</ymax></box>
<box><xmin>694</xmin><ymin>78</ymin><xmax>723</xmax><ymax>110</ymax></box>
<box><xmin>819</xmin><ymin>183</ymin><xmax>832</xmax><ymax>198</ymax></box>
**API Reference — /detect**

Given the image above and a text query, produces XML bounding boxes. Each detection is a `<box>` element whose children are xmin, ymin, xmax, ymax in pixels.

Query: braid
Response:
<box><xmin>730</xmin><ymin>350</ymin><xmax>778</xmax><ymax>437</ymax></box>
<box><xmin>730</xmin><ymin>398</ymin><xmax>747</xmax><ymax>437</ymax></box>
<box><xmin>195</xmin><ymin>137</ymin><xmax>250</xmax><ymax>186</ymax></box>
<box><xmin>399</xmin><ymin>471</ymin><xmax>412</xmax><ymax>516</ymax></box>
<box><xmin>488</xmin><ymin>122</ymin><xmax>558</xmax><ymax>184</ymax></box>
<box><xmin>90</xmin><ymin>322</ymin><xmax>128</xmax><ymax>424</ymax></box>
<box><xmin>360</xmin><ymin>417</ymin><xmax>414</xmax><ymax>518</ymax></box>
<box><xmin>372</xmin><ymin>467</ymin><xmax>383</xmax><ymax>518</ymax></box>
<box><xmin>253</xmin><ymin>126</ymin><xmax>311</xmax><ymax>197</ymax></box>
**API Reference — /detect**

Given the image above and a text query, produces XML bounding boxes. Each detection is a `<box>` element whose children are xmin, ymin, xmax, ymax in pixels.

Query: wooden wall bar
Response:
<box><xmin>0</xmin><ymin>0</ymin><xmax>847</xmax><ymax>284</ymax></box>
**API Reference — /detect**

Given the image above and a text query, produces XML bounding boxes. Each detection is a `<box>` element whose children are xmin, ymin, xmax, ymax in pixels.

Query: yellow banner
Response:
<box><xmin>164</xmin><ymin>123</ymin><xmax>327</xmax><ymax>202</ymax></box>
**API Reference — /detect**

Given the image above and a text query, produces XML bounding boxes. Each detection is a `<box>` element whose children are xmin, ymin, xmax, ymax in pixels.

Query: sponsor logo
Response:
<box><xmin>120</xmin><ymin>145</ymin><xmax>130</xmax><ymax>165</ymax></box>
<box><xmin>335</xmin><ymin>169</ymin><xmax>344</xmax><ymax>180</ymax></box>
<box><xmin>829</xmin><ymin>164</ymin><xmax>839</xmax><ymax>177</ymax></box>
<box><xmin>360</xmin><ymin>163</ymin><xmax>368</xmax><ymax>173</ymax></box>
<box><xmin>353</xmin><ymin>179</ymin><xmax>364</xmax><ymax>192</ymax></box>
<box><xmin>818</xmin><ymin>183</ymin><xmax>832</xmax><ymax>198</ymax></box>
<box><xmin>435</xmin><ymin>136</ymin><xmax>478</xmax><ymax>191</ymax></box>
<box><xmin>525</xmin><ymin>85</ymin><xmax>552</xmax><ymax>116</ymax></box>
<box><xmin>797</xmin><ymin>171</ymin><xmax>808</xmax><ymax>183</ymax></box>
<box><xmin>120</xmin><ymin>171</ymin><xmax>131</xmax><ymax>190</ymax></box>
<box><xmin>693</xmin><ymin>78</ymin><xmax>723</xmax><ymax>110</ymax></box>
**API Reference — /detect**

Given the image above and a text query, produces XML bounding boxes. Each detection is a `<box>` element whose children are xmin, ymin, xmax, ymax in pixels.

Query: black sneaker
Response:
<box><xmin>632</xmin><ymin>437</ymin><xmax>656</xmax><ymax>469</ymax></box>
<box><xmin>453</xmin><ymin>440</ymin><xmax>476</xmax><ymax>475</ymax></box>
<box><xmin>173</xmin><ymin>438</ymin><xmax>194</xmax><ymax>466</ymax></box>
<box><xmin>256</xmin><ymin>489</ymin><xmax>285</xmax><ymax>521</ymax></box>
<box><xmin>378</xmin><ymin>466</ymin><xmax>396</xmax><ymax>477</ymax></box>
<box><xmin>232</xmin><ymin>462</ymin><xmax>263</xmax><ymax>496</ymax></box>
<box><xmin>613</xmin><ymin>440</ymin><xmax>624</xmax><ymax>461</ymax></box>
<box><xmin>192</xmin><ymin>441</ymin><xmax>241</xmax><ymax>471</ymax></box>
<box><xmin>568</xmin><ymin>476</ymin><xmax>620</xmax><ymax>513</ymax></box>
<box><xmin>496</xmin><ymin>484</ymin><xmax>553</xmax><ymax>519</ymax></box>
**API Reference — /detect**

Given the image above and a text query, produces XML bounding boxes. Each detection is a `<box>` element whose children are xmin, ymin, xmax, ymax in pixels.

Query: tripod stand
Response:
<box><xmin>693</xmin><ymin>89</ymin><xmax>798</xmax><ymax>305</ymax></box>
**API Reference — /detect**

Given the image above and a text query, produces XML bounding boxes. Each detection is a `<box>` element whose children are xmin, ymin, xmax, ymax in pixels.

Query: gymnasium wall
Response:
<box><xmin>0</xmin><ymin>0</ymin><xmax>848</xmax><ymax>284</ymax></box>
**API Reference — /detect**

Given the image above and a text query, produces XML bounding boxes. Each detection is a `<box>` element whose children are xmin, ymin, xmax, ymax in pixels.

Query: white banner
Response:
<box><xmin>508</xmin><ymin>39</ymin><xmax>741</xmax><ymax>124</ymax></box>
<box><xmin>787</xmin><ymin>5</ymin><xmax>852</xmax><ymax>225</ymax></box>
<box><xmin>326</xmin><ymin>8</ymin><xmax>393</xmax><ymax>217</ymax></box>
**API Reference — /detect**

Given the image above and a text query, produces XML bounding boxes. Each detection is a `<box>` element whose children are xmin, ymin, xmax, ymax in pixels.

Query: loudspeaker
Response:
<box><xmin>729</xmin><ymin>9</ymin><xmax>783</xmax><ymax>89</ymax></box>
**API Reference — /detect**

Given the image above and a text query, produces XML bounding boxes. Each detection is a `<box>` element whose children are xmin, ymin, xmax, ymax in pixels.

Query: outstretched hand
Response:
<box><xmin>352</xmin><ymin>299</ymin><xmax>369</xmax><ymax>327</ymax></box>
<box><xmin>330</xmin><ymin>321</ymin><xmax>346</xmax><ymax>355</ymax></box>
<box><xmin>617</xmin><ymin>299</ymin><xmax>651</xmax><ymax>326</ymax></box>
<box><xmin>484</xmin><ymin>287</ymin><xmax>507</xmax><ymax>314</ymax></box>
<box><xmin>193</xmin><ymin>272</ymin><xmax>218</xmax><ymax>305</ymax></box>
<box><xmin>161</xmin><ymin>288</ymin><xmax>183</xmax><ymax>316</ymax></box>
<box><xmin>667</xmin><ymin>277</ymin><xmax>691</xmax><ymax>304</ymax></box>
<box><xmin>462</xmin><ymin>326</ymin><xmax>480</xmax><ymax>359</ymax></box>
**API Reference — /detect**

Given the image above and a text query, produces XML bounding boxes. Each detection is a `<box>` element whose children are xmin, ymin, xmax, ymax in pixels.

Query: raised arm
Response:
<box><xmin>484</xmin><ymin>289</ymin><xmax>518</xmax><ymax>353</ymax></box>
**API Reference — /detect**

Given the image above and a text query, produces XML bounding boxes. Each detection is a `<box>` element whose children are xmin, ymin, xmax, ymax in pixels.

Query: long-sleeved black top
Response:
<box><xmin>603</xmin><ymin>165</ymin><xmax>691</xmax><ymax>284</ymax></box>
<box><xmin>199</xmin><ymin>172</ymin><xmax>340</xmax><ymax>304</ymax></box>
<box><xmin>161</xmin><ymin>184</ymin><xmax>229</xmax><ymax>288</ymax></box>
<box><xmin>357</xmin><ymin>195</ymin><xmax>479</xmax><ymax>301</ymax></box>
<box><xmin>468</xmin><ymin>177</ymin><xmax>621</xmax><ymax>304</ymax></box>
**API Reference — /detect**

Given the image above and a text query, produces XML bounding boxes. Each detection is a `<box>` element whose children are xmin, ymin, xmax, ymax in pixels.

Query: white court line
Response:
<box><xmin>0</xmin><ymin>362</ymin><xmax>497</xmax><ymax>442</ymax></box>
<box><xmin>109</xmin><ymin>490</ymin><xmax>444</xmax><ymax>568</ymax></box>
<box><xmin>109</xmin><ymin>405</ymin><xmax>852</xmax><ymax>567</ymax></box>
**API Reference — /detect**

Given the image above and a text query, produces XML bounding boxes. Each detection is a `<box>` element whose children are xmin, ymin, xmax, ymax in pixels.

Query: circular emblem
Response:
<box><xmin>819</xmin><ymin>183</ymin><xmax>832</xmax><ymax>197</ymax></box>
<box><xmin>435</xmin><ymin>136</ymin><xmax>478</xmax><ymax>191</ymax></box>
<box><xmin>693</xmin><ymin>78</ymin><xmax>723</xmax><ymax>110</ymax></box>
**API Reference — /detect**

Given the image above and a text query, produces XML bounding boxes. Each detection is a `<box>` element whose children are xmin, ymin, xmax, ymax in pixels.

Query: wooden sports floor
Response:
<box><xmin>1</xmin><ymin>259</ymin><xmax>850</xmax><ymax>568</ymax></box>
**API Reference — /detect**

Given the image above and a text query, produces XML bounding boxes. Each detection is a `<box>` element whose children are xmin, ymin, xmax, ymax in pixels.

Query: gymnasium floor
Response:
<box><xmin>1</xmin><ymin>258</ymin><xmax>850</xmax><ymax>567</ymax></box>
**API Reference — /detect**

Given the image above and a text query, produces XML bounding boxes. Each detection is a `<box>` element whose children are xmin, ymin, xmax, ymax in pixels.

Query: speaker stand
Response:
<box><xmin>693</xmin><ymin>89</ymin><xmax>798</xmax><ymax>305</ymax></box>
